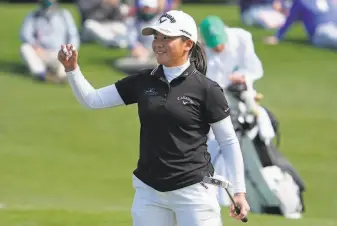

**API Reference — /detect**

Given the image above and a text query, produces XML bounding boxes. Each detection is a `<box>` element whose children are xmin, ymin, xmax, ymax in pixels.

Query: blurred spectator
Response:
<box><xmin>77</xmin><ymin>0</ymin><xmax>129</xmax><ymax>47</ymax></box>
<box><xmin>240</xmin><ymin>0</ymin><xmax>289</xmax><ymax>29</ymax></box>
<box><xmin>199</xmin><ymin>15</ymin><xmax>278</xmax><ymax>206</ymax></box>
<box><xmin>126</xmin><ymin>0</ymin><xmax>161</xmax><ymax>60</ymax></box>
<box><xmin>265</xmin><ymin>0</ymin><xmax>337</xmax><ymax>49</ymax></box>
<box><xmin>157</xmin><ymin>0</ymin><xmax>181</xmax><ymax>12</ymax></box>
<box><xmin>129</xmin><ymin>0</ymin><xmax>181</xmax><ymax>16</ymax></box>
<box><xmin>19</xmin><ymin>0</ymin><xmax>79</xmax><ymax>84</ymax></box>
<box><xmin>166</xmin><ymin>0</ymin><xmax>181</xmax><ymax>11</ymax></box>
<box><xmin>199</xmin><ymin>15</ymin><xmax>264</xmax><ymax>114</ymax></box>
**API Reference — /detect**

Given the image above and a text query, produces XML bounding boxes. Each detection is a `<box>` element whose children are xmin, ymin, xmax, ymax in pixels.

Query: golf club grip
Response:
<box><xmin>235</xmin><ymin>205</ymin><xmax>248</xmax><ymax>223</ymax></box>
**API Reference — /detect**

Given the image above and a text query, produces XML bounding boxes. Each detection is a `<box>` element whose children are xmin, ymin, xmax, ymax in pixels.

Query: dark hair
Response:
<box><xmin>190</xmin><ymin>41</ymin><xmax>208</xmax><ymax>75</ymax></box>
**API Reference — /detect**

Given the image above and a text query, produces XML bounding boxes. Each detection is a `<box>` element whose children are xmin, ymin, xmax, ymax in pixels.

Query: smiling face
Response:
<box><xmin>152</xmin><ymin>32</ymin><xmax>194</xmax><ymax>67</ymax></box>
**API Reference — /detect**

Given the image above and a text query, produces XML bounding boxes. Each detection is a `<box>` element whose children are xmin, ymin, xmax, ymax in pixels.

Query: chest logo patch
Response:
<box><xmin>177</xmin><ymin>96</ymin><xmax>194</xmax><ymax>105</ymax></box>
<box><xmin>144</xmin><ymin>88</ymin><xmax>158</xmax><ymax>96</ymax></box>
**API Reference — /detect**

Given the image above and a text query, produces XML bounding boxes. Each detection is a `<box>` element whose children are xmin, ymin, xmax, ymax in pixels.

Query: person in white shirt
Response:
<box><xmin>126</xmin><ymin>0</ymin><xmax>162</xmax><ymax>60</ymax></box>
<box><xmin>58</xmin><ymin>10</ymin><xmax>250</xmax><ymax>226</ymax></box>
<box><xmin>199</xmin><ymin>16</ymin><xmax>263</xmax><ymax>101</ymax></box>
<box><xmin>112</xmin><ymin>0</ymin><xmax>162</xmax><ymax>71</ymax></box>
<box><xmin>199</xmin><ymin>15</ymin><xmax>276</xmax><ymax>206</ymax></box>
<box><xmin>20</xmin><ymin>0</ymin><xmax>80</xmax><ymax>84</ymax></box>
<box><xmin>77</xmin><ymin>0</ymin><xmax>129</xmax><ymax>48</ymax></box>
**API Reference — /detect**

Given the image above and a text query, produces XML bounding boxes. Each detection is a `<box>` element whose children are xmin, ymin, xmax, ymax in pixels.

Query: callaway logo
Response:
<box><xmin>159</xmin><ymin>13</ymin><xmax>176</xmax><ymax>23</ymax></box>
<box><xmin>144</xmin><ymin>88</ymin><xmax>158</xmax><ymax>96</ymax></box>
<box><xmin>177</xmin><ymin>96</ymin><xmax>194</xmax><ymax>105</ymax></box>
<box><xmin>159</xmin><ymin>18</ymin><xmax>167</xmax><ymax>23</ymax></box>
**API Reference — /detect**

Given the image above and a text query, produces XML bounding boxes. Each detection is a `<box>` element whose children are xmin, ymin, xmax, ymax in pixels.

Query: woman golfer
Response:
<box><xmin>58</xmin><ymin>10</ymin><xmax>250</xmax><ymax>226</ymax></box>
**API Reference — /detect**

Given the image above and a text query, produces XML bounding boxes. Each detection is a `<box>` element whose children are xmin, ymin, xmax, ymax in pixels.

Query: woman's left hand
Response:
<box><xmin>230</xmin><ymin>193</ymin><xmax>250</xmax><ymax>221</ymax></box>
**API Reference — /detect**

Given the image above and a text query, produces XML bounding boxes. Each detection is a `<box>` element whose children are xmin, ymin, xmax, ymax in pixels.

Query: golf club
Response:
<box><xmin>202</xmin><ymin>176</ymin><xmax>248</xmax><ymax>223</ymax></box>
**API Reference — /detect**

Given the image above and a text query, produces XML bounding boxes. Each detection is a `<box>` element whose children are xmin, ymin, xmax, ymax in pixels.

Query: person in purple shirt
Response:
<box><xmin>265</xmin><ymin>0</ymin><xmax>337</xmax><ymax>49</ymax></box>
<box><xmin>240</xmin><ymin>0</ymin><xmax>290</xmax><ymax>29</ymax></box>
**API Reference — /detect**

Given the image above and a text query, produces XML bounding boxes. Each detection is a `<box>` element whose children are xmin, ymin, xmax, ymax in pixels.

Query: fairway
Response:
<box><xmin>0</xmin><ymin>2</ymin><xmax>336</xmax><ymax>226</ymax></box>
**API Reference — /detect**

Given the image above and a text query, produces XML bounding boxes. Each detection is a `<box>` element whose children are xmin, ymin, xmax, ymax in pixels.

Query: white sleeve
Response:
<box><xmin>236</xmin><ymin>31</ymin><xmax>264</xmax><ymax>85</ymax></box>
<box><xmin>210</xmin><ymin>116</ymin><xmax>246</xmax><ymax>194</ymax></box>
<box><xmin>66</xmin><ymin>67</ymin><xmax>125</xmax><ymax>109</ymax></box>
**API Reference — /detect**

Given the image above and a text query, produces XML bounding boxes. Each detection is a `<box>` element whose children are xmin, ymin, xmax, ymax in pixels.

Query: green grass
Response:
<box><xmin>0</xmin><ymin>3</ymin><xmax>336</xmax><ymax>226</ymax></box>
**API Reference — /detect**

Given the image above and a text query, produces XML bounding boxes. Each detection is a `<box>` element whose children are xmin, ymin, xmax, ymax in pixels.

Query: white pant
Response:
<box><xmin>313</xmin><ymin>22</ymin><xmax>337</xmax><ymax>49</ymax></box>
<box><xmin>20</xmin><ymin>43</ymin><xmax>66</xmax><ymax>78</ymax></box>
<box><xmin>131</xmin><ymin>175</ymin><xmax>222</xmax><ymax>226</ymax></box>
<box><xmin>82</xmin><ymin>19</ymin><xmax>128</xmax><ymax>47</ymax></box>
<box><xmin>241</xmin><ymin>5</ymin><xmax>285</xmax><ymax>29</ymax></box>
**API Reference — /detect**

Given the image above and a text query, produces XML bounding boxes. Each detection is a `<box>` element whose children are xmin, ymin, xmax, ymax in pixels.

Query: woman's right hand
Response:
<box><xmin>58</xmin><ymin>44</ymin><xmax>78</xmax><ymax>72</ymax></box>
